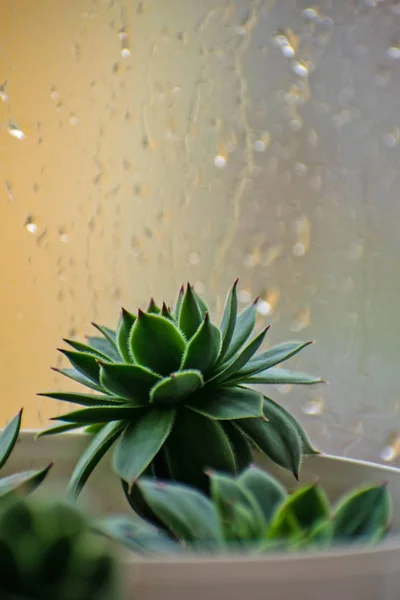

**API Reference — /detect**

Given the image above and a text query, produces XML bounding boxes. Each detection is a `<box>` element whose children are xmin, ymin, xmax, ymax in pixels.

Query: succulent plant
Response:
<box><xmin>0</xmin><ymin>410</ymin><xmax>52</xmax><ymax>498</ymax></box>
<box><xmin>40</xmin><ymin>280</ymin><xmax>321</xmax><ymax>503</ymax></box>
<box><xmin>0</xmin><ymin>495</ymin><xmax>120</xmax><ymax>600</ymax></box>
<box><xmin>101</xmin><ymin>466</ymin><xmax>392</xmax><ymax>555</ymax></box>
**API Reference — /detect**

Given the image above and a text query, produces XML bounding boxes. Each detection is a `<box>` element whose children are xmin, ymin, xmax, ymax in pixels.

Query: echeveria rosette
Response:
<box><xmin>39</xmin><ymin>280</ymin><xmax>322</xmax><ymax>499</ymax></box>
<box><xmin>100</xmin><ymin>466</ymin><xmax>392</xmax><ymax>554</ymax></box>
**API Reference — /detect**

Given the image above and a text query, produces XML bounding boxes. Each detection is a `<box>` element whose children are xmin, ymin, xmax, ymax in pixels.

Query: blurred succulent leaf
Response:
<box><xmin>245</xmin><ymin>367</ymin><xmax>323</xmax><ymax>385</ymax></box>
<box><xmin>0</xmin><ymin>463</ymin><xmax>53</xmax><ymax>498</ymax></box>
<box><xmin>239</xmin><ymin>466</ymin><xmax>287</xmax><ymax>526</ymax></box>
<box><xmin>222</xmin><ymin>422</ymin><xmax>253</xmax><ymax>472</ymax></box>
<box><xmin>0</xmin><ymin>410</ymin><xmax>22</xmax><ymax>470</ymax></box>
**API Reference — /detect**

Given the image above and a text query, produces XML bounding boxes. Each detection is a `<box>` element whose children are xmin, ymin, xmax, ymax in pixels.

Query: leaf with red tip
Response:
<box><xmin>116</xmin><ymin>308</ymin><xmax>136</xmax><ymax>363</ymax></box>
<box><xmin>218</xmin><ymin>279</ymin><xmax>239</xmax><ymax>362</ymax></box>
<box><xmin>58</xmin><ymin>350</ymin><xmax>101</xmax><ymax>385</ymax></box>
<box><xmin>181</xmin><ymin>313</ymin><xmax>221</xmax><ymax>374</ymax></box>
<box><xmin>147</xmin><ymin>298</ymin><xmax>161</xmax><ymax>314</ymax></box>
<box><xmin>178</xmin><ymin>284</ymin><xmax>203</xmax><ymax>339</ymax></box>
<box><xmin>172</xmin><ymin>285</ymin><xmax>184</xmax><ymax>320</ymax></box>
<box><xmin>222</xmin><ymin>299</ymin><xmax>259</xmax><ymax>364</ymax></box>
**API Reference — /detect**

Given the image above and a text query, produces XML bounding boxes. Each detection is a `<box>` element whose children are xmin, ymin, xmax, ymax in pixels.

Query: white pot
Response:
<box><xmin>5</xmin><ymin>432</ymin><xmax>400</xmax><ymax>600</ymax></box>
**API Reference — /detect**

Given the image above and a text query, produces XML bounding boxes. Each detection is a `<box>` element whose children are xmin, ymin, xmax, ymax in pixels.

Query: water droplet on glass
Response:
<box><xmin>276</xmin><ymin>384</ymin><xmax>292</xmax><ymax>395</ymax></box>
<box><xmin>292</xmin><ymin>242</ymin><xmax>306</xmax><ymax>256</ymax></box>
<box><xmin>380</xmin><ymin>433</ymin><xmax>400</xmax><ymax>462</ymax></box>
<box><xmin>5</xmin><ymin>180</ymin><xmax>13</xmax><ymax>201</ymax></box>
<box><xmin>303</xmin><ymin>396</ymin><xmax>325</xmax><ymax>416</ymax></box>
<box><xmin>189</xmin><ymin>252</ymin><xmax>200</xmax><ymax>265</ymax></box>
<box><xmin>256</xmin><ymin>300</ymin><xmax>272</xmax><ymax>316</ymax></box>
<box><xmin>238</xmin><ymin>290</ymin><xmax>252</xmax><ymax>304</ymax></box>
<box><xmin>8</xmin><ymin>123</ymin><xmax>25</xmax><ymax>140</ymax></box>
<box><xmin>50</xmin><ymin>87</ymin><xmax>59</xmax><ymax>101</ymax></box>
<box><xmin>121</xmin><ymin>47</ymin><xmax>131</xmax><ymax>58</ymax></box>
<box><xmin>383</xmin><ymin>129</ymin><xmax>399</xmax><ymax>148</ymax></box>
<box><xmin>302</xmin><ymin>8</ymin><xmax>318</xmax><ymax>20</ymax></box>
<box><xmin>273</xmin><ymin>34</ymin><xmax>295</xmax><ymax>59</ymax></box>
<box><xmin>24</xmin><ymin>216</ymin><xmax>38</xmax><ymax>234</ymax></box>
<box><xmin>214</xmin><ymin>155</ymin><xmax>227</xmax><ymax>168</ymax></box>
<box><xmin>69</xmin><ymin>114</ymin><xmax>79</xmax><ymax>125</ymax></box>
<box><xmin>391</xmin><ymin>1</ymin><xmax>400</xmax><ymax>14</ymax></box>
<box><xmin>293</xmin><ymin>162</ymin><xmax>308</xmax><ymax>176</ymax></box>
<box><xmin>253</xmin><ymin>139</ymin><xmax>267</xmax><ymax>152</ymax></box>
<box><xmin>0</xmin><ymin>80</ymin><xmax>8</xmax><ymax>102</ymax></box>
<box><xmin>118</xmin><ymin>28</ymin><xmax>129</xmax><ymax>40</ymax></box>
<box><xmin>288</xmin><ymin>117</ymin><xmax>303</xmax><ymax>131</ymax></box>
<box><xmin>59</xmin><ymin>228</ymin><xmax>69</xmax><ymax>243</ymax></box>
<box><xmin>291</xmin><ymin>61</ymin><xmax>309</xmax><ymax>78</ymax></box>
<box><xmin>385</xmin><ymin>46</ymin><xmax>400</xmax><ymax>60</ymax></box>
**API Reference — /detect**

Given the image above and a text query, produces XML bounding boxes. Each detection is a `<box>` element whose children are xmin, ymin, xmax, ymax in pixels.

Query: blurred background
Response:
<box><xmin>0</xmin><ymin>0</ymin><xmax>399</xmax><ymax>466</ymax></box>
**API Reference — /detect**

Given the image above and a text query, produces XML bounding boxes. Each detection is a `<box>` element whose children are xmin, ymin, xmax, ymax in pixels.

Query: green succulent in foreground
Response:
<box><xmin>101</xmin><ymin>466</ymin><xmax>392</xmax><ymax>555</ymax></box>
<box><xmin>40</xmin><ymin>280</ymin><xmax>322</xmax><ymax>501</ymax></box>
<box><xmin>0</xmin><ymin>410</ymin><xmax>52</xmax><ymax>499</ymax></box>
<box><xmin>0</xmin><ymin>495</ymin><xmax>119</xmax><ymax>600</ymax></box>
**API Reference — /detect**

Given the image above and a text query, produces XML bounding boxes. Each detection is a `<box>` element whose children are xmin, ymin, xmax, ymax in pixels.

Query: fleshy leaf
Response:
<box><xmin>178</xmin><ymin>284</ymin><xmax>203</xmax><ymax>339</ymax></box>
<box><xmin>37</xmin><ymin>423</ymin><xmax>84</xmax><ymax>437</ymax></box>
<box><xmin>263</xmin><ymin>396</ymin><xmax>319</xmax><ymax>455</ymax></box>
<box><xmin>210</xmin><ymin>327</ymin><xmax>270</xmax><ymax>385</ymax></box>
<box><xmin>138</xmin><ymin>478</ymin><xmax>221</xmax><ymax>546</ymax></box>
<box><xmin>116</xmin><ymin>308</ymin><xmax>136</xmax><ymax>363</ymax></box>
<box><xmin>62</xmin><ymin>339</ymin><xmax>111</xmax><ymax>362</ymax></box>
<box><xmin>161</xmin><ymin>303</ymin><xmax>174</xmax><ymax>321</ymax></box>
<box><xmin>222</xmin><ymin>299</ymin><xmax>258</xmax><ymax>363</ymax></box>
<box><xmin>332</xmin><ymin>484</ymin><xmax>392</xmax><ymax>543</ymax></box>
<box><xmin>0</xmin><ymin>410</ymin><xmax>22</xmax><ymax>470</ymax></box>
<box><xmin>222</xmin><ymin>423</ymin><xmax>253</xmax><ymax>472</ymax></box>
<box><xmin>237</xmin><ymin>399</ymin><xmax>302</xmax><ymax>478</ymax></box>
<box><xmin>239</xmin><ymin>466</ymin><xmax>286</xmax><ymax>526</ymax></box>
<box><xmin>232</xmin><ymin>341</ymin><xmax>313</xmax><ymax>381</ymax></box>
<box><xmin>0</xmin><ymin>463</ymin><xmax>53</xmax><ymax>498</ymax></box>
<box><xmin>99</xmin><ymin>362</ymin><xmax>160</xmax><ymax>405</ymax></box>
<box><xmin>86</xmin><ymin>336</ymin><xmax>120</xmax><ymax>362</ymax></box>
<box><xmin>130</xmin><ymin>311</ymin><xmax>186</xmax><ymax>376</ymax></box>
<box><xmin>187</xmin><ymin>386</ymin><xmax>263</xmax><ymax>420</ymax></box>
<box><xmin>210</xmin><ymin>471</ymin><xmax>264</xmax><ymax>540</ymax></box>
<box><xmin>245</xmin><ymin>367</ymin><xmax>322</xmax><ymax>385</ymax></box>
<box><xmin>192</xmin><ymin>288</ymin><xmax>208</xmax><ymax>318</ymax></box>
<box><xmin>150</xmin><ymin>370</ymin><xmax>204</xmax><ymax>405</ymax></box>
<box><xmin>52</xmin><ymin>368</ymin><xmax>103</xmax><ymax>392</ymax></box>
<box><xmin>181</xmin><ymin>313</ymin><xmax>221</xmax><ymax>374</ymax></box>
<box><xmin>113</xmin><ymin>408</ymin><xmax>176</xmax><ymax>486</ymax></box>
<box><xmin>268</xmin><ymin>484</ymin><xmax>330</xmax><ymax>538</ymax></box>
<box><xmin>91</xmin><ymin>323</ymin><xmax>117</xmax><ymax>347</ymax></box>
<box><xmin>98</xmin><ymin>515</ymin><xmax>181</xmax><ymax>555</ymax></box>
<box><xmin>147</xmin><ymin>298</ymin><xmax>161</xmax><ymax>314</ymax></box>
<box><xmin>53</xmin><ymin>405</ymin><xmax>137</xmax><ymax>424</ymax></box>
<box><xmin>58</xmin><ymin>350</ymin><xmax>101</xmax><ymax>385</ymax></box>
<box><xmin>38</xmin><ymin>392</ymin><xmax>125</xmax><ymax>407</ymax></box>
<box><xmin>67</xmin><ymin>420</ymin><xmax>125</xmax><ymax>497</ymax></box>
<box><xmin>172</xmin><ymin>285</ymin><xmax>184</xmax><ymax>320</ymax></box>
<box><xmin>164</xmin><ymin>409</ymin><xmax>236</xmax><ymax>492</ymax></box>
<box><xmin>218</xmin><ymin>278</ymin><xmax>239</xmax><ymax>361</ymax></box>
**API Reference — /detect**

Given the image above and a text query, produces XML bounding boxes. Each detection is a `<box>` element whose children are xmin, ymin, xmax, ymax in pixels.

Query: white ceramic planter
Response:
<box><xmin>5</xmin><ymin>432</ymin><xmax>400</xmax><ymax>600</ymax></box>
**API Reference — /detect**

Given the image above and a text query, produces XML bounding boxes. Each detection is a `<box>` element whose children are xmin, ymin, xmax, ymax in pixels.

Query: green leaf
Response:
<box><xmin>239</xmin><ymin>466</ymin><xmax>286</xmax><ymax>526</ymax></box>
<box><xmin>58</xmin><ymin>349</ymin><xmax>101</xmax><ymax>385</ymax></box>
<box><xmin>86</xmin><ymin>336</ymin><xmax>120</xmax><ymax>361</ymax></box>
<box><xmin>178</xmin><ymin>283</ymin><xmax>203</xmax><ymax>339</ymax></box>
<box><xmin>300</xmin><ymin>519</ymin><xmax>333</xmax><ymax>549</ymax></box>
<box><xmin>53</xmin><ymin>405</ymin><xmax>137</xmax><ymax>424</ymax></box>
<box><xmin>147</xmin><ymin>298</ymin><xmax>161</xmax><ymax>314</ymax></box>
<box><xmin>210</xmin><ymin>327</ymin><xmax>270</xmax><ymax>385</ymax></box>
<box><xmin>268</xmin><ymin>484</ymin><xmax>330</xmax><ymax>538</ymax></box>
<box><xmin>62</xmin><ymin>339</ymin><xmax>111</xmax><ymax>362</ymax></box>
<box><xmin>130</xmin><ymin>311</ymin><xmax>186</xmax><ymax>376</ymax></box>
<box><xmin>233</xmin><ymin>340</ymin><xmax>314</xmax><ymax>380</ymax></box>
<box><xmin>237</xmin><ymin>399</ymin><xmax>302</xmax><ymax>478</ymax></box>
<box><xmin>0</xmin><ymin>463</ymin><xmax>53</xmax><ymax>498</ymax></box>
<box><xmin>222</xmin><ymin>422</ymin><xmax>253</xmax><ymax>472</ymax></box>
<box><xmin>172</xmin><ymin>285</ymin><xmax>184</xmax><ymax>320</ymax></box>
<box><xmin>263</xmin><ymin>396</ymin><xmax>319</xmax><ymax>455</ymax></box>
<box><xmin>181</xmin><ymin>313</ymin><xmax>221</xmax><ymax>374</ymax></box>
<box><xmin>113</xmin><ymin>408</ymin><xmax>176</xmax><ymax>486</ymax></box>
<box><xmin>37</xmin><ymin>423</ymin><xmax>84</xmax><ymax>437</ymax></box>
<box><xmin>98</xmin><ymin>515</ymin><xmax>181</xmax><ymax>555</ymax></box>
<box><xmin>223</xmin><ymin>299</ymin><xmax>258</xmax><ymax>363</ymax></box>
<box><xmin>67</xmin><ymin>421</ymin><xmax>125</xmax><ymax>497</ymax></box>
<box><xmin>38</xmin><ymin>392</ymin><xmax>125</xmax><ymax>407</ymax></box>
<box><xmin>192</xmin><ymin>288</ymin><xmax>209</xmax><ymax>318</ymax></box>
<box><xmin>99</xmin><ymin>363</ymin><xmax>160</xmax><ymax>405</ymax></box>
<box><xmin>91</xmin><ymin>323</ymin><xmax>117</xmax><ymax>347</ymax></box>
<box><xmin>138</xmin><ymin>478</ymin><xmax>221</xmax><ymax>546</ymax></box>
<box><xmin>218</xmin><ymin>278</ymin><xmax>239</xmax><ymax>361</ymax></box>
<box><xmin>116</xmin><ymin>308</ymin><xmax>136</xmax><ymax>363</ymax></box>
<box><xmin>0</xmin><ymin>410</ymin><xmax>22</xmax><ymax>470</ymax></box>
<box><xmin>52</xmin><ymin>367</ymin><xmax>103</xmax><ymax>392</ymax></box>
<box><xmin>187</xmin><ymin>386</ymin><xmax>263</xmax><ymax>420</ymax></box>
<box><xmin>245</xmin><ymin>367</ymin><xmax>322</xmax><ymax>385</ymax></box>
<box><xmin>332</xmin><ymin>484</ymin><xmax>392</xmax><ymax>543</ymax></box>
<box><xmin>164</xmin><ymin>409</ymin><xmax>236</xmax><ymax>492</ymax></box>
<box><xmin>210</xmin><ymin>471</ymin><xmax>264</xmax><ymax>540</ymax></box>
<box><xmin>150</xmin><ymin>370</ymin><xmax>204</xmax><ymax>405</ymax></box>
<box><xmin>161</xmin><ymin>303</ymin><xmax>174</xmax><ymax>321</ymax></box>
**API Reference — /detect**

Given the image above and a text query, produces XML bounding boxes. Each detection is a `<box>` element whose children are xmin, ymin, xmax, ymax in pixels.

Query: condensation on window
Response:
<box><xmin>0</xmin><ymin>0</ymin><xmax>399</xmax><ymax>466</ymax></box>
